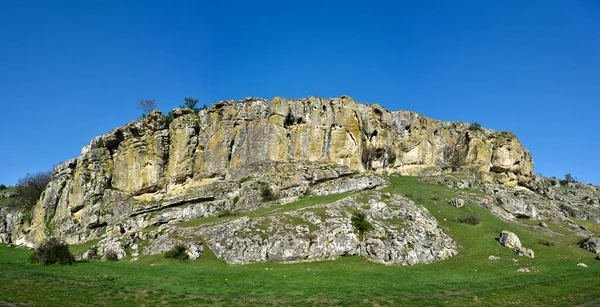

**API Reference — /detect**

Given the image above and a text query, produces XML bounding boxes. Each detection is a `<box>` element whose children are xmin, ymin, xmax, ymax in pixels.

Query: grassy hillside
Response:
<box><xmin>0</xmin><ymin>186</ymin><xmax>16</xmax><ymax>207</ymax></box>
<box><xmin>1</xmin><ymin>177</ymin><xmax>599</xmax><ymax>306</ymax></box>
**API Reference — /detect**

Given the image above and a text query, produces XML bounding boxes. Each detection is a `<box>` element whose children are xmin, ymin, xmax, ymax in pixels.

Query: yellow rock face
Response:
<box><xmin>74</xmin><ymin>97</ymin><xmax>533</xmax><ymax>195</ymax></box>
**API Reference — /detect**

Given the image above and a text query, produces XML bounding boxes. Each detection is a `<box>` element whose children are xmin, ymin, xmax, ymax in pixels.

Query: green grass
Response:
<box><xmin>69</xmin><ymin>239</ymin><xmax>101</xmax><ymax>256</ymax></box>
<box><xmin>2</xmin><ymin>176</ymin><xmax>600</xmax><ymax>306</ymax></box>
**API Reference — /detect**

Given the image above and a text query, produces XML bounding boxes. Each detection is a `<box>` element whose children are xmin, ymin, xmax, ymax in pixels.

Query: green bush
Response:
<box><xmin>261</xmin><ymin>185</ymin><xmax>278</xmax><ymax>202</ymax></box>
<box><xmin>351</xmin><ymin>211</ymin><xmax>374</xmax><ymax>240</ymax></box>
<box><xmin>21</xmin><ymin>210</ymin><xmax>32</xmax><ymax>225</ymax></box>
<box><xmin>165</xmin><ymin>244</ymin><xmax>189</xmax><ymax>260</ymax></box>
<box><xmin>29</xmin><ymin>238</ymin><xmax>75</xmax><ymax>265</ymax></box>
<box><xmin>457</xmin><ymin>214</ymin><xmax>480</xmax><ymax>225</ymax></box>
<box><xmin>469</xmin><ymin>122</ymin><xmax>483</xmax><ymax>132</ymax></box>
<box><xmin>0</xmin><ymin>184</ymin><xmax>6</xmax><ymax>190</ymax></box>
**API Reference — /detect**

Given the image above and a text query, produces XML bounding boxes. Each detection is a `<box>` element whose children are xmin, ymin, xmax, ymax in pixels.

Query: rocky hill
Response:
<box><xmin>2</xmin><ymin>96</ymin><xmax>597</xmax><ymax>265</ymax></box>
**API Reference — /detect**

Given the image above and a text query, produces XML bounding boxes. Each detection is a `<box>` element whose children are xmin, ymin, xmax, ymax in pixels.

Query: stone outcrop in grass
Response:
<box><xmin>581</xmin><ymin>237</ymin><xmax>600</xmax><ymax>254</ymax></box>
<box><xmin>499</xmin><ymin>231</ymin><xmax>522</xmax><ymax>249</ymax></box>
<box><xmin>192</xmin><ymin>192</ymin><xmax>458</xmax><ymax>265</ymax></box>
<box><xmin>498</xmin><ymin>230</ymin><xmax>534</xmax><ymax>258</ymax></box>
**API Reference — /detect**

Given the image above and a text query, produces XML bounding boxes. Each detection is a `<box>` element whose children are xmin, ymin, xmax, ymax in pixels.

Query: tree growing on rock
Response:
<box><xmin>561</xmin><ymin>173</ymin><xmax>577</xmax><ymax>185</ymax></box>
<box><xmin>351</xmin><ymin>211</ymin><xmax>374</xmax><ymax>240</ymax></box>
<box><xmin>183</xmin><ymin>97</ymin><xmax>199</xmax><ymax>110</ymax></box>
<box><xmin>181</xmin><ymin>97</ymin><xmax>206</xmax><ymax>112</ymax></box>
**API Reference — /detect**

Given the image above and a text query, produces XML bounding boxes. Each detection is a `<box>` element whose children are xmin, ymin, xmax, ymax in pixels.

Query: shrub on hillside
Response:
<box><xmin>469</xmin><ymin>122</ymin><xmax>483</xmax><ymax>132</ymax></box>
<box><xmin>165</xmin><ymin>244</ymin><xmax>189</xmax><ymax>260</ymax></box>
<box><xmin>261</xmin><ymin>185</ymin><xmax>278</xmax><ymax>202</ymax></box>
<box><xmin>457</xmin><ymin>214</ymin><xmax>480</xmax><ymax>225</ymax></box>
<box><xmin>351</xmin><ymin>211</ymin><xmax>374</xmax><ymax>240</ymax></box>
<box><xmin>29</xmin><ymin>238</ymin><xmax>75</xmax><ymax>265</ymax></box>
<box><xmin>0</xmin><ymin>184</ymin><xmax>6</xmax><ymax>190</ymax></box>
<box><xmin>105</xmin><ymin>250</ymin><xmax>119</xmax><ymax>261</ymax></box>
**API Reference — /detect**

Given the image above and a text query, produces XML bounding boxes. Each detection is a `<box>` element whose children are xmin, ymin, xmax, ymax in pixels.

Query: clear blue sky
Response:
<box><xmin>1</xmin><ymin>1</ymin><xmax>598</xmax><ymax>185</ymax></box>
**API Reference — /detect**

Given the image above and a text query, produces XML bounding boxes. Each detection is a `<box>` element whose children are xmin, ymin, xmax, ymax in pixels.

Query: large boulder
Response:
<box><xmin>499</xmin><ymin>230</ymin><xmax>522</xmax><ymax>249</ymax></box>
<box><xmin>581</xmin><ymin>237</ymin><xmax>600</xmax><ymax>254</ymax></box>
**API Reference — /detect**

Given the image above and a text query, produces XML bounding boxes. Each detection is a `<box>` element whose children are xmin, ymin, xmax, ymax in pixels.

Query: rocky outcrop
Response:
<box><xmin>19</xmin><ymin>97</ymin><xmax>531</xmax><ymax>244</ymax></box>
<box><xmin>0</xmin><ymin>207</ymin><xmax>22</xmax><ymax>244</ymax></box>
<box><xmin>581</xmin><ymin>237</ymin><xmax>600</xmax><ymax>254</ymax></box>
<box><xmin>419</xmin><ymin>173</ymin><xmax>600</xmax><ymax>228</ymax></box>
<box><xmin>189</xmin><ymin>192</ymin><xmax>457</xmax><ymax>265</ymax></box>
<box><xmin>2</xmin><ymin>95</ymin><xmax>537</xmax><ymax>269</ymax></box>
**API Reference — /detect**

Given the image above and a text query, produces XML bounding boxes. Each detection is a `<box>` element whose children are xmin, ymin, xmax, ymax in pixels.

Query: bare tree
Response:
<box><xmin>137</xmin><ymin>99</ymin><xmax>157</xmax><ymax>115</ymax></box>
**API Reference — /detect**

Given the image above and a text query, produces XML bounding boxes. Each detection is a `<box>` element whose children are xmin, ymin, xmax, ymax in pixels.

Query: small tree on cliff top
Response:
<box><xmin>137</xmin><ymin>99</ymin><xmax>157</xmax><ymax>115</ymax></box>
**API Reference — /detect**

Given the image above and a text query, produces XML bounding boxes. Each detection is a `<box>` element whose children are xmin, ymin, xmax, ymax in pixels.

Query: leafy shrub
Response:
<box><xmin>165</xmin><ymin>110</ymin><xmax>174</xmax><ymax>125</ymax></box>
<box><xmin>0</xmin><ymin>184</ymin><xmax>6</xmax><ymax>190</ymax></box>
<box><xmin>538</xmin><ymin>239</ymin><xmax>556</xmax><ymax>247</ymax></box>
<box><xmin>457</xmin><ymin>214</ymin><xmax>480</xmax><ymax>225</ymax></box>
<box><xmin>105</xmin><ymin>250</ymin><xmax>119</xmax><ymax>261</ymax></box>
<box><xmin>261</xmin><ymin>185</ymin><xmax>278</xmax><ymax>202</ymax></box>
<box><xmin>29</xmin><ymin>238</ymin><xmax>75</xmax><ymax>265</ymax></box>
<box><xmin>351</xmin><ymin>211</ymin><xmax>374</xmax><ymax>240</ymax></box>
<box><xmin>469</xmin><ymin>122</ymin><xmax>483</xmax><ymax>132</ymax></box>
<box><xmin>21</xmin><ymin>210</ymin><xmax>33</xmax><ymax>225</ymax></box>
<box><xmin>165</xmin><ymin>244</ymin><xmax>189</xmax><ymax>260</ymax></box>
<box><xmin>12</xmin><ymin>170</ymin><xmax>52</xmax><ymax>210</ymax></box>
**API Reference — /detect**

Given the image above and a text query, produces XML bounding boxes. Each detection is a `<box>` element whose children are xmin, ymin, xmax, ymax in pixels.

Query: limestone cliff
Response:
<box><xmin>3</xmin><ymin>96</ymin><xmax>536</xmax><ymax>264</ymax></box>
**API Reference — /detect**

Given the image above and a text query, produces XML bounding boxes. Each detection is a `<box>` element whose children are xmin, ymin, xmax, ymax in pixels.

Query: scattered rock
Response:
<box><xmin>538</xmin><ymin>221</ymin><xmax>548</xmax><ymax>228</ymax></box>
<box><xmin>517</xmin><ymin>267</ymin><xmax>531</xmax><ymax>273</ymax></box>
<box><xmin>488</xmin><ymin>255</ymin><xmax>500</xmax><ymax>260</ymax></box>
<box><xmin>82</xmin><ymin>248</ymin><xmax>97</xmax><ymax>261</ymax></box>
<box><xmin>577</xmin><ymin>263</ymin><xmax>588</xmax><ymax>268</ymax></box>
<box><xmin>514</xmin><ymin>247</ymin><xmax>535</xmax><ymax>258</ymax></box>
<box><xmin>499</xmin><ymin>230</ymin><xmax>522</xmax><ymax>249</ymax></box>
<box><xmin>130</xmin><ymin>258</ymin><xmax>139</xmax><ymax>262</ymax></box>
<box><xmin>447</xmin><ymin>197</ymin><xmax>465</xmax><ymax>208</ymax></box>
<box><xmin>581</xmin><ymin>237</ymin><xmax>600</xmax><ymax>254</ymax></box>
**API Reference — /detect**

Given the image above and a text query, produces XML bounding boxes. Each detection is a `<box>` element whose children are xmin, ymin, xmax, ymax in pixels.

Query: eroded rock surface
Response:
<box><xmin>192</xmin><ymin>192</ymin><xmax>458</xmax><ymax>265</ymax></box>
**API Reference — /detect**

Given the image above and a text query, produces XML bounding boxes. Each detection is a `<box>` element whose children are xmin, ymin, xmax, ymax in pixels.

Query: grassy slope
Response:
<box><xmin>1</xmin><ymin>177</ymin><xmax>599</xmax><ymax>306</ymax></box>
<box><xmin>0</xmin><ymin>186</ymin><xmax>16</xmax><ymax>207</ymax></box>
